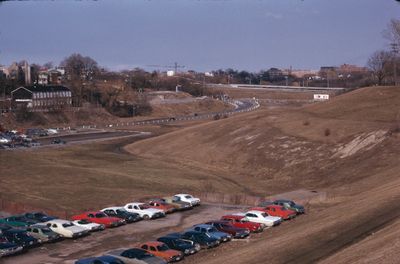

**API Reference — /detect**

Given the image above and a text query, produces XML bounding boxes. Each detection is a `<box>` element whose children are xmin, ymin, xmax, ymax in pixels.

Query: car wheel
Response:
<box><xmin>143</xmin><ymin>215</ymin><xmax>150</xmax><ymax>220</ymax></box>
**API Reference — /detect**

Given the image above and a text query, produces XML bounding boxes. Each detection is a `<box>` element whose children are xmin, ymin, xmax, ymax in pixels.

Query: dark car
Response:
<box><xmin>205</xmin><ymin>221</ymin><xmax>250</xmax><ymax>239</ymax></box>
<box><xmin>107</xmin><ymin>248</ymin><xmax>167</xmax><ymax>264</ymax></box>
<box><xmin>24</xmin><ymin>212</ymin><xmax>57</xmax><ymax>223</ymax></box>
<box><xmin>189</xmin><ymin>224</ymin><xmax>232</xmax><ymax>242</ymax></box>
<box><xmin>0</xmin><ymin>215</ymin><xmax>37</xmax><ymax>227</ymax></box>
<box><xmin>169</xmin><ymin>231</ymin><xmax>219</xmax><ymax>249</ymax></box>
<box><xmin>273</xmin><ymin>199</ymin><xmax>305</xmax><ymax>214</ymax></box>
<box><xmin>75</xmin><ymin>255</ymin><xmax>125</xmax><ymax>264</ymax></box>
<box><xmin>51</xmin><ymin>138</ymin><xmax>66</xmax><ymax>144</ymax></box>
<box><xmin>101</xmin><ymin>208</ymin><xmax>142</xmax><ymax>223</ymax></box>
<box><xmin>157</xmin><ymin>236</ymin><xmax>199</xmax><ymax>255</ymax></box>
<box><xmin>2</xmin><ymin>229</ymin><xmax>39</xmax><ymax>248</ymax></box>
<box><xmin>0</xmin><ymin>241</ymin><xmax>24</xmax><ymax>258</ymax></box>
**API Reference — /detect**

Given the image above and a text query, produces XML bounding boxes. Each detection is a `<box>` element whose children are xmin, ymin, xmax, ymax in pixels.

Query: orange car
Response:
<box><xmin>148</xmin><ymin>200</ymin><xmax>176</xmax><ymax>214</ymax></box>
<box><xmin>140</xmin><ymin>241</ymin><xmax>184</xmax><ymax>262</ymax></box>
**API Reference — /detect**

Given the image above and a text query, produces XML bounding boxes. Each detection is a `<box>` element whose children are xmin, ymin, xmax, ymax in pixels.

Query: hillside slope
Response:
<box><xmin>126</xmin><ymin>86</ymin><xmax>400</xmax><ymax>195</ymax></box>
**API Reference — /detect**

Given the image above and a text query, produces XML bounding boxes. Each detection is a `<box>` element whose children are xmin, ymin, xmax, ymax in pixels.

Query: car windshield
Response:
<box><xmin>116</xmin><ymin>209</ymin><xmax>127</xmax><ymax>214</ymax></box>
<box><xmin>41</xmin><ymin>228</ymin><xmax>52</xmax><ymax>233</ymax></box>
<box><xmin>62</xmin><ymin>223</ymin><xmax>74</xmax><ymax>228</ymax></box>
<box><xmin>281</xmin><ymin>207</ymin><xmax>287</xmax><ymax>211</ymax></box>
<box><xmin>176</xmin><ymin>239</ymin><xmax>189</xmax><ymax>246</ymax></box>
<box><xmin>185</xmin><ymin>195</ymin><xmax>193</xmax><ymax>199</ymax></box>
<box><xmin>139</xmin><ymin>205</ymin><xmax>149</xmax><ymax>209</ymax></box>
<box><xmin>12</xmin><ymin>216</ymin><xmax>24</xmax><ymax>221</ymax></box>
<box><xmin>157</xmin><ymin>244</ymin><xmax>169</xmax><ymax>251</ymax></box>
<box><xmin>288</xmin><ymin>201</ymin><xmax>296</xmax><ymax>206</ymax></box>
<box><xmin>208</xmin><ymin>227</ymin><xmax>218</xmax><ymax>232</ymax></box>
<box><xmin>95</xmin><ymin>213</ymin><xmax>106</xmax><ymax>218</ymax></box>
<box><xmin>78</xmin><ymin>220</ymin><xmax>90</xmax><ymax>224</ymax></box>
<box><xmin>34</xmin><ymin>213</ymin><xmax>46</xmax><ymax>218</ymax></box>
<box><xmin>261</xmin><ymin>213</ymin><xmax>268</xmax><ymax>217</ymax></box>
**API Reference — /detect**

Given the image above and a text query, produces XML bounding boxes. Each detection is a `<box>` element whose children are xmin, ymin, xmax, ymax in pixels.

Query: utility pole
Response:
<box><xmin>391</xmin><ymin>43</ymin><xmax>399</xmax><ymax>86</ymax></box>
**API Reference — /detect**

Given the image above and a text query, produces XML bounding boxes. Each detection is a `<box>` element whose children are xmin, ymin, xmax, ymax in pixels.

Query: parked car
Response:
<box><xmin>220</xmin><ymin>215</ymin><xmax>264</xmax><ymax>233</ymax></box>
<box><xmin>75</xmin><ymin>255</ymin><xmax>125</xmax><ymax>264</ymax></box>
<box><xmin>160</xmin><ymin>197</ymin><xmax>192</xmax><ymax>211</ymax></box>
<box><xmin>147</xmin><ymin>200</ymin><xmax>176</xmax><ymax>214</ymax></box>
<box><xmin>251</xmin><ymin>205</ymin><xmax>296</xmax><ymax>220</ymax></box>
<box><xmin>107</xmin><ymin>248</ymin><xmax>167</xmax><ymax>264</ymax></box>
<box><xmin>140</xmin><ymin>241</ymin><xmax>184</xmax><ymax>262</ymax></box>
<box><xmin>1</xmin><ymin>228</ymin><xmax>39</xmax><ymax>248</ymax></box>
<box><xmin>47</xmin><ymin>128</ymin><xmax>58</xmax><ymax>135</ymax></box>
<box><xmin>157</xmin><ymin>236</ymin><xmax>199</xmax><ymax>255</ymax></box>
<box><xmin>25</xmin><ymin>224</ymin><xmax>61</xmax><ymax>243</ymax></box>
<box><xmin>24</xmin><ymin>212</ymin><xmax>57</xmax><ymax>223</ymax></box>
<box><xmin>44</xmin><ymin>219</ymin><xmax>89</xmax><ymax>238</ymax></box>
<box><xmin>124</xmin><ymin>203</ymin><xmax>165</xmax><ymax>220</ymax></box>
<box><xmin>173</xmin><ymin>194</ymin><xmax>200</xmax><ymax>206</ymax></box>
<box><xmin>236</xmin><ymin>211</ymin><xmax>282</xmax><ymax>227</ymax></box>
<box><xmin>51</xmin><ymin>138</ymin><xmax>66</xmax><ymax>144</ymax></box>
<box><xmin>189</xmin><ymin>224</ymin><xmax>231</xmax><ymax>242</ymax></box>
<box><xmin>72</xmin><ymin>219</ymin><xmax>105</xmax><ymax>232</ymax></box>
<box><xmin>101</xmin><ymin>207</ymin><xmax>142</xmax><ymax>223</ymax></box>
<box><xmin>71</xmin><ymin>211</ymin><xmax>124</xmax><ymax>228</ymax></box>
<box><xmin>0</xmin><ymin>240</ymin><xmax>24</xmax><ymax>258</ymax></box>
<box><xmin>273</xmin><ymin>199</ymin><xmax>305</xmax><ymax>214</ymax></box>
<box><xmin>174</xmin><ymin>231</ymin><xmax>219</xmax><ymax>249</ymax></box>
<box><xmin>0</xmin><ymin>215</ymin><xmax>37</xmax><ymax>227</ymax></box>
<box><xmin>205</xmin><ymin>221</ymin><xmax>250</xmax><ymax>239</ymax></box>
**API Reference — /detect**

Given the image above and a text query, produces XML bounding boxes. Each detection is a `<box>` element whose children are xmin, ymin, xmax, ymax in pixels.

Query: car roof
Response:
<box><xmin>274</xmin><ymin>199</ymin><xmax>292</xmax><ymax>203</ymax></box>
<box><xmin>29</xmin><ymin>224</ymin><xmax>48</xmax><ymax>228</ymax></box>
<box><xmin>141</xmin><ymin>241</ymin><xmax>163</xmax><ymax>247</ymax></box>
<box><xmin>246</xmin><ymin>210</ymin><xmax>263</xmax><ymax>214</ymax></box>
<box><xmin>193</xmin><ymin>224</ymin><xmax>213</xmax><ymax>228</ymax></box>
<box><xmin>102</xmin><ymin>207</ymin><xmax>124</xmax><ymax>211</ymax></box>
<box><xmin>175</xmin><ymin>194</ymin><xmax>189</xmax><ymax>196</ymax></box>
<box><xmin>266</xmin><ymin>205</ymin><xmax>282</xmax><ymax>209</ymax></box>
<box><xmin>127</xmin><ymin>202</ymin><xmax>144</xmax><ymax>206</ymax></box>
<box><xmin>45</xmin><ymin>219</ymin><xmax>70</xmax><ymax>224</ymax></box>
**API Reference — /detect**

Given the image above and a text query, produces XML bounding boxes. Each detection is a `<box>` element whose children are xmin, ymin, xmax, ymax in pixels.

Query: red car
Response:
<box><xmin>220</xmin><ymin>215</ymin><xmax>263</xmax><ymax>233</ymax></box>
<box><xmin>250</xmin><ymin>205</ymin><xmax>296</xmax><ymax>220</ymax></box>
<box><xmin>148</xmin><ymin>200</ymin><xmax>176</xmax><ymax>214</ymax></box>
<box><xmin>71</xmin><ymin>211</ymin><xmax>124</xmax><ymax>228</ymax></box>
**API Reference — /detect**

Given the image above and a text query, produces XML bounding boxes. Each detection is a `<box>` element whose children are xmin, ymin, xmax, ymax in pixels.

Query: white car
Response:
<box><xmin>47</xmin><ymin>128</ymin><xmax>58</xmax><ymax>135</ymax></box>
<box><xmin>44</xmin><ymin>219</ymin><xmax>89</xmax><ymax>238</ymax></box>
<box><xmin>72</xmin><ymin>219</ymin><xmax>105</xmax><ymax>232</ymax></box>
<box><xmin>236</xmin><ymin>211</ymin><xmax>282</xmax><ymax>227</ymax></box>
<box><xmin>124</xmin><ymin>203</ymin><xmax>165</xmax><ymax>220</ymax></box>
<box><xmin>0</xmin><ymin>137</ymin><xmax>10</xmax><ymax>143</ymax></box>
<box><xmin>173</xmin><ymin>194</ymin><xmax>201</xmax><ymax>206</ymax></box>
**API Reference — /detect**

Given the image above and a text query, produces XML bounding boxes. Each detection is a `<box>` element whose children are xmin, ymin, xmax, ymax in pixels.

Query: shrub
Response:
<box><xmin>303</xmin><ymin>120</ymin><xmax>310</xmax><ymax>126</ymax></box>
<box><xmin>324</xmin><ymin>128</ymin><xmax>331</xmax><ymax>136</ymax></box>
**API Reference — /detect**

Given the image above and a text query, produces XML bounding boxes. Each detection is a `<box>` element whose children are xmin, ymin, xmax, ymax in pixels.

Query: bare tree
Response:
<box><xmin>367</xmin><ymin>50</ymin><xmax>392</xmax><ymax>85</ymax></box>
<box><xmin>384</xmin><ymin>19</ymin><xmax>400</xmax><ymax>46</ymax></box>
<box><xmin>60</xmin><ymin>53</ymin><xmax>99</xmax><ymax>106</ymax></box>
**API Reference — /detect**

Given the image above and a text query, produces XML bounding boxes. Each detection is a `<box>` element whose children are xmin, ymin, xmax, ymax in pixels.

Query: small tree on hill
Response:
<box><xmin>367</xmin><ymin>50</ymin><xmax>392</xmax><ymax>85</ymax></box>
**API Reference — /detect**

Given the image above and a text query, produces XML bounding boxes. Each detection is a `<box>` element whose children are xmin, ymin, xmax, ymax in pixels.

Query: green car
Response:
<box><xmin>0</xmin><ymin>215</ymin><xmax>37</xmax><ymax>227</ymax></box>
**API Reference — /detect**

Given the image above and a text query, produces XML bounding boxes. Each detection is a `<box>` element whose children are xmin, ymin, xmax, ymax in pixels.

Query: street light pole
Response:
<box><xmin>391</xmin><ymin>43</ymin><xmax>399</xmax><ymax>86</ymax></box>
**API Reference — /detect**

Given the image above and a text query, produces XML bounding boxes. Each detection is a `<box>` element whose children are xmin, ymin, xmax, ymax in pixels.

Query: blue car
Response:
<box><xmin>189</xmin><ymin>224</ymin><xmax>232</xmax><ymax>242</ymax></box>
<box><xmin>75</xmin><ymin>255</ymin><xmax>125</xmax><ymax>264</ymax></box>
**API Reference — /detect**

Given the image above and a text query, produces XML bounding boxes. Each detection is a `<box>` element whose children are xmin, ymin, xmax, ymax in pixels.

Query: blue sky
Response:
<box><xmin>0</xmin><ymin>0</ymin><xmax>399</xmax><ymax>72</ymax></box>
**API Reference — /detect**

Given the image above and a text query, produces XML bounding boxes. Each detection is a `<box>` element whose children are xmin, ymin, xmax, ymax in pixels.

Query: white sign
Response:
<box><xmin>313</xmin><ymin>94</ymin><xmax>329</xmax><ymax>101</ymax></box>
<box><xmin>167</xmin><ymin>70</ymin><xmax>175</xmax><ymax>77</ymax></box>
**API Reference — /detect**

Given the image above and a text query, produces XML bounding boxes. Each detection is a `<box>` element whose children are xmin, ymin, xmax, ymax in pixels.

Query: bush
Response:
<box><xmin>324</xmin><ymin>128</ymin><xmax>331</xmax><ymax>136</ymax></box>
<box><xmin>303</xmin><ymin>120</ymin><xmax>310</xmax><ymax>126</ymax></box>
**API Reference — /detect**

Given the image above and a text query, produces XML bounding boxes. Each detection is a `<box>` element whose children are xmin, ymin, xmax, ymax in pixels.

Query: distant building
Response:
<box><xmin>38</xmin><ymin>71</ymin><xmax>49</xmax><ymax>85</ymax></box>
<box><xmin>266</xmin><ymin>68</ymin><xmax>284</xmax><ymax>81</ymax></box>
<box><xmin>11</xmin><ymin>85</ymin><xmax>72</xmax><ymax>111</ymax></box>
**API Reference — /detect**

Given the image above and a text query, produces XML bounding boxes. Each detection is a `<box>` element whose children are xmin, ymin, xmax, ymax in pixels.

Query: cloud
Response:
<box><xmin>265</xmin><ymin>11</ymin><xmax>283</xmax><ymax>20</ymax></box>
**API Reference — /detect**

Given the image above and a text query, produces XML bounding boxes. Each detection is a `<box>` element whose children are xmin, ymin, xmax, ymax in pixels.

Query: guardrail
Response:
<box><xmin>55</xmin><ymin>99</ymin><xmax>261</xmax><ymax>131</ymax></box>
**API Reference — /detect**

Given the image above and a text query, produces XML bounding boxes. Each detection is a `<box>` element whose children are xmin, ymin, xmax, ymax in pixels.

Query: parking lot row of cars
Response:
<box><xmin>0</xmin><ymin>128</ymin><xmax>65</xmax><ymax>149</ymax></box>
<box><xmin>0</xmin><ymin>194</ymin><xmax>201</xmax><ymax>259</ymax></box>
<box><xmin>74</xmin><ymin>199</ymin><xmax>305</xmax><ymax>264</ymax></box>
